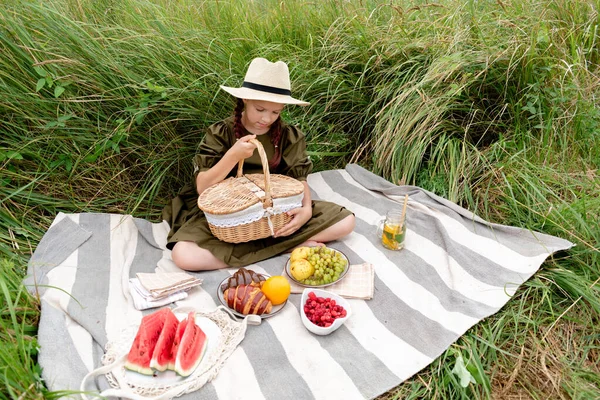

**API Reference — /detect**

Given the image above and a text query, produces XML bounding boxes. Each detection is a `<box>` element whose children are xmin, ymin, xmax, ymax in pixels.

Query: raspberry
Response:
<box><xmin>304</xmin><ymin>293</ymin><xmax>347</xmax><ymax>328</ymax></box>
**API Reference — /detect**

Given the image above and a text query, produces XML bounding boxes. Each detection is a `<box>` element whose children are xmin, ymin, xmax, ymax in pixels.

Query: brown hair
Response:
<box><xmin>233</xmin><ymin>98</ymin><xmax>282</xmax><ymax>170</ymax></box>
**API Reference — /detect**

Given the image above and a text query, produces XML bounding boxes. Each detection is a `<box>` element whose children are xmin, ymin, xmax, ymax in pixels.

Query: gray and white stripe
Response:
<box><xmin>26</xmin><ymin>164</ymin><xmax>573</xmax><ymax>400</ymax></box>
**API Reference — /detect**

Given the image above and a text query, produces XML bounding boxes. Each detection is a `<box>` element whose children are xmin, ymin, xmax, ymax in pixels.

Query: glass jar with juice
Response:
<box><xmin>378</xmin><ymin>210</ymin><xmax>407</xmax><ymax>250</ymax></box>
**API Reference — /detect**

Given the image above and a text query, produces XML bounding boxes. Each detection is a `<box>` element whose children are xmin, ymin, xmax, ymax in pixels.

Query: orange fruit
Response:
<box><xmin>261</xmin><ymin>276</ymin><xmax>291</xmax><ymax>305</ymax></box>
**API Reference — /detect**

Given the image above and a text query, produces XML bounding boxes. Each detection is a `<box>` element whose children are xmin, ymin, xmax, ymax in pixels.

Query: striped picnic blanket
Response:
<box><xmin>25</xmin><ymin>164</ymin><xmax>573</xmax><ymax>399</ymax></box>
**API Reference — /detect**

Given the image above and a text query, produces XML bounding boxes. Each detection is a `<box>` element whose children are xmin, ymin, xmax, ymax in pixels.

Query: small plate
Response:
<box><xmin>123</xmin><ymin>313</ymin><xmax>221</xmax><ymax>385</ymax></box>
<box><xmin>217</xmin><ymin>274</ymin><xmax>287</xmax><ymax>319</ymax></box>
<box><xmin>284</xmin><ymin>247</ymin><xmax>350</xmax><ymax>288</ymax></box>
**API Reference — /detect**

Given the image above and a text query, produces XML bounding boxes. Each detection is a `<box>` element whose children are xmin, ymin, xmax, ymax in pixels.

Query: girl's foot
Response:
<box><xmin>286</xmin><ymin>240</ymin><xmax>324</xmax><ymax>253</ymax></box>
<box><xmin>302</xmin><ymin>240</ymin><xmax>325</xmax><ymax>248</ymax></box>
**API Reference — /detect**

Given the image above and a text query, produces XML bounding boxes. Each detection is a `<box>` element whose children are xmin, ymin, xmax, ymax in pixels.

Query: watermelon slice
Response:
<box><xmin>174</xmin><ymin>311</ymin><xmax>209</xmax><ymax>377</ymax></box>
<box><xmin>149</xmin><ymin>309</ymin><xmax>180</xmax><ymax>372</ymax></box>
<box><xmin>124</xmin><ymin>308</ymin><xmax>172</xmax><ymax>375</ymax></box>
<box><xmin>167</xmin><ymin>316</ymin><xmax>189</xmax><ymax>371</ymax></box>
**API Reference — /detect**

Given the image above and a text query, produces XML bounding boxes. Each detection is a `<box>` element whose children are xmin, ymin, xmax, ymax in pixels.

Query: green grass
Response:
<box><xmin>1</xmin><ymin>0</ymin><xmax>599</xmax><ymax>398</ymax></box>
<box><xmin>0</xmin><ymin>258</ymin><xmax>43</xmax><ymax>399</ymax></box>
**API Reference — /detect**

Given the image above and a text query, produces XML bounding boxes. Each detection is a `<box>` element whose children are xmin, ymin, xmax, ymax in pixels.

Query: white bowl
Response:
<box><xmin>300</xmin><ymin>288</ymin><xmax>351</xmax><ymax>335</ymax></box>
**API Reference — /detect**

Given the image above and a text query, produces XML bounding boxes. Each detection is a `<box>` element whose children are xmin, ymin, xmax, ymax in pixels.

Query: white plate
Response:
<box><xmin>123</xmin><ymin>312</ymin><xmax>221</xmax><ymax>385</ymax></box>
<box><xmin>217</xmin><ymin>274</ymin><xmax>287</xmax><ymax>319</ymax></box>
<box><xmin>284</xmin><ymin>247</ymin><xmax>350</xmax><ymax>288</ymax></box>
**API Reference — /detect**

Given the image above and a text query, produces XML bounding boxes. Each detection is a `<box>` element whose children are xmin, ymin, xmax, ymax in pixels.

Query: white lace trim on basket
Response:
<box><xmin>204</xmin><ymin>193</ymin><xmax>304</xmax><ymax>228</ymax></box>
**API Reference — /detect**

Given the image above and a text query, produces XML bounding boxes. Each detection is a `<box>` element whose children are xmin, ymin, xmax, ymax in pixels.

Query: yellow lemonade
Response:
<box><xmin>381</xmin><ymin>222</ymin><xmax>405</xmax><ymax>250</ymax></box>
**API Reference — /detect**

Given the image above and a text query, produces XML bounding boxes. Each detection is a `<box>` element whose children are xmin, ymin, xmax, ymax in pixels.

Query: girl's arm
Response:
<box><xmin>195</xmin><ymin>134</ymin><xmax>257</xmax><ymax>195</ymax></box>
<box><xmin>273</xmin><ymin>180</ymin><xmax>313</xmax><ymax>237</ymax></box>
<box><xmin>300</xmin><ymin>181</ymin><xmax>312</xmax><ymax>209</ymax></box>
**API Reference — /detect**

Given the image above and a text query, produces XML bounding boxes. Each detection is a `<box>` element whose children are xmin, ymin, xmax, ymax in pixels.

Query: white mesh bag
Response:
<box><xmin>80</xmin><ymin>306</ymin><xmax>260</xmax><ymax>400</ymax></box>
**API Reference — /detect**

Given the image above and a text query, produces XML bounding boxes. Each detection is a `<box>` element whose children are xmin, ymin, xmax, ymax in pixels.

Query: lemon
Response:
<box><xmin>290</xmin><ymin>259</ymin><xmax>315</xmax><ymax>281</ymax></box>
<box><xmin>382</xmin><ymin>223</ymin><xmax>404</xmax><ymax>250</ymax></box>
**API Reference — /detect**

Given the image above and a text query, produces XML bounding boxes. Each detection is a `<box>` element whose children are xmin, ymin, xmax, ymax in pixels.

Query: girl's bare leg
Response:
<box><xmin>171</xmin><ymin>241</ymin><xmax>229</xmax><ymax>271</ymax></box>
<box><xmin>297</xmin><ymin>214</ymin><xmax>356</xmax><ymax>248</ymax></box>
<box><xmin>173</xmin><ymin>215</ymin><xmax>356</xmax><ymax>266</ymax></box>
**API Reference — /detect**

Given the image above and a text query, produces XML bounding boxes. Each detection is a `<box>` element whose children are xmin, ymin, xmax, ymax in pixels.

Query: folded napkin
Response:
<box><xmin>128</xmin><ymin>278</ymin><xmax>189</xmax><ymax>310</ymax></box>
<box><xmin>286</xmin><ymin>263</ymin><xmax>375</xmax><ymax>300</ymax></box>
<box><xmin>136</xmin><ymin>272</ymin><xmax>202</xmax><ymax>299</ymax></box>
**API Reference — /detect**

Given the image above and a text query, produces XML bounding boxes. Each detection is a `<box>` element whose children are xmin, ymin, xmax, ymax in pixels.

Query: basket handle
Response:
<box><xmin>236</xmin><ymin>138</ymin><xmax>272</xmax><ymax>207</ymax></box>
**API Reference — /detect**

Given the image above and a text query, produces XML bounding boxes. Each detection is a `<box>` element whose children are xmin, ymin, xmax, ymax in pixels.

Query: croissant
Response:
<box><xmin>223</xmin><ymin>284</ymin><xmax>273</xmax><ymax>315</ymax></box>
<box><xmin>220</xmin><ymin>267</ymin><xmax>266</xmax><ymax>292</ymax></box>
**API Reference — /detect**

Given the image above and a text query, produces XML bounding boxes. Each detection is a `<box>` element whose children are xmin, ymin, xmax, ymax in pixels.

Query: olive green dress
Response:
<box><xmin>162</xmin><ymin>116</ymin><xmax>353</xmax><ymax>267</ymax></box>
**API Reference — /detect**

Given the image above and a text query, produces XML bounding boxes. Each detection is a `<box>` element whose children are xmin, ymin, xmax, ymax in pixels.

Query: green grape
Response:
<box><xmin>300</xmin><ymin>247</ymin><xmax>348</xmax><ymax>286</ymax></box>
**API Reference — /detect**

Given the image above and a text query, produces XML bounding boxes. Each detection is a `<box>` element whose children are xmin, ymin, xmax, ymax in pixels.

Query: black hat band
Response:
<box><xmin>242</xmin><ymin>81</ymin><xmax>292</xmax><ymax>96</ymax></box>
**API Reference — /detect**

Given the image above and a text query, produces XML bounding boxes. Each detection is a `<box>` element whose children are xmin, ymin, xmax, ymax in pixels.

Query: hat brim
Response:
<box><xmin>220</xmin><ymin>85</ymin><xmax>310</xmax><ymax>106</ymax></box>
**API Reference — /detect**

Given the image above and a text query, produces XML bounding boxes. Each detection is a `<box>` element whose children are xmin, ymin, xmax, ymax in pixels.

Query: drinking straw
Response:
<box><xmin>400</xmin><ymin>194</ymin><xmax>408</xmax><ymax>226</ymax></box>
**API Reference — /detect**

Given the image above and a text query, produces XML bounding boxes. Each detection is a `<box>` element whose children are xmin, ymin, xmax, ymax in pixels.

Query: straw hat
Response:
<box><xmin>220</xmin><ymin>58</ymin><xmax>310</xmax><ymax>106</ymax></box>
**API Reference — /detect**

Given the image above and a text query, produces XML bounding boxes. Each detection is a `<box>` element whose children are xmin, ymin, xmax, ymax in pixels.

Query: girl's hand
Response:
<box><xmin>195</xmin><ymin>135</ymin><xmax>257</xmax><ymax>196</ymax></box>
<box><xmin>227</xmin><ymin>134</ymin><xmax>257</xmax><ymax>161</ymax></box>
<box><xmin>274</xmin><ymin>205</ymin><xmax>312</xmax><ymax>237</ymax></box>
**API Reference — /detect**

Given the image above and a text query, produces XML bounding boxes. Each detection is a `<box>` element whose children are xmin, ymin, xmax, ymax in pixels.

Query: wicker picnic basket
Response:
<box><xmin>197</xmin><ymin>139</ymin><xmax>305</xmax><ymax>243</ymax></box>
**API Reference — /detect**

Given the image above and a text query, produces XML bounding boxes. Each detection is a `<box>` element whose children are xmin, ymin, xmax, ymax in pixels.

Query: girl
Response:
<box><xmin>162</xmin><ymin>58</ymin><xmax>355</xmax><ymax>271</ymax></box>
